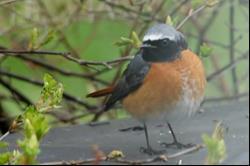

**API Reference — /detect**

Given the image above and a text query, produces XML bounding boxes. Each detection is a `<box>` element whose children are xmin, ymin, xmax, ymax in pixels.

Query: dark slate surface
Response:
<box><xmin>1</xmin><ymin>100</ymin><xmax>249</xmax><ymax>165</ymax></box>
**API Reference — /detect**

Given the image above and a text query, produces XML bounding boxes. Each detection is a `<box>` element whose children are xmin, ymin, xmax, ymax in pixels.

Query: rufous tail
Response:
<box><xmin>86</xmin><ymin>87</ymin><xmax>114</xmax><ymax>98</ymax></box>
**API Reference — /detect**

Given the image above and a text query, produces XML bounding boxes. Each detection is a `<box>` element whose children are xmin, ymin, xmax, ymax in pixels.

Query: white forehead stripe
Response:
<box><xmin>143</xmin><ymin>33</ymin><xmax>175</xmax><ymax>41</ymax></box>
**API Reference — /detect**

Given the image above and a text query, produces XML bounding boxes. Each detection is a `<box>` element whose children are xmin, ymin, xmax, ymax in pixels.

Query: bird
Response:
<box><xmin>87</xmin><ymin>23</ymin><xmax>206</xmax><ymax>155</ymax></box>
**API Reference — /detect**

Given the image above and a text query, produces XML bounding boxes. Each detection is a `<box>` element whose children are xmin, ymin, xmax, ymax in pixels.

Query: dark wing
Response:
<box><xmin>104</xmin><ymin>53</ymin><xmax>150</xmax><ymax>111</ymax></box>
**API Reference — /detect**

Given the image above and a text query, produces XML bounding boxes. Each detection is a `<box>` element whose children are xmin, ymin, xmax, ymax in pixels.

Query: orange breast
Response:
<box><xmin>122</xmin><ymin>49</ymin><xmax>206</xmax><ymax>119</ymax></box>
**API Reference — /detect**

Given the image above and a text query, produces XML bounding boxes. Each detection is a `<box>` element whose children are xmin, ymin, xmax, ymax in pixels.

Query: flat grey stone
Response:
<box><xmin>1</xmin><ymin>100</ymin><xmax>249</xmax><ymax>165</ymax></box>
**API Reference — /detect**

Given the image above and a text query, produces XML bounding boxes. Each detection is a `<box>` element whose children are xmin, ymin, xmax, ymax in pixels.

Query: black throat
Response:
<box><xmin>141</xmin><ymin>37</ymin><xmax>187</xmax><ymax>63</ymax></box>
<box><xmin>141</xmin><ymin>47</ymin><xmax>182</xmax><ymax>62</ymax></box>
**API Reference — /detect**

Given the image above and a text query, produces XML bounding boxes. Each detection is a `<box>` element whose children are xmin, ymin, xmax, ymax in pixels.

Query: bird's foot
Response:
<box><xmin>161</xmin><ymin>141</ymin><xmax>194</xmax><ymax>149</ymax></box>
<box><xmin>140</xmin><ymin>146</ymin><xmax>165</xmax><ymax>155</ymax></box>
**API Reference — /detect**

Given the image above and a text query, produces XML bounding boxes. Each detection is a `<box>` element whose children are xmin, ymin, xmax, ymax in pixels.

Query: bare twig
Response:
<box><xmin>207</xmin><ymin>51</ymin><xmax>249</xmax><ymax>82</ymax></box>
<box><xmin>13</xmin><ymin>55</ymin><xmax>110</xmax><ymax>85</ymax></box>
<box><xmin>0</xmin><ymin>0</ymin><xmax>24</xmax><ymax>6</ymax></box>
<box><xmin>40</xmin><ymin>144</ymin><xmax>203</xmax><ymax>165</ymax></box>
<box><xmin>0</xmin><ymin>131</ymin><xmax>10</xmax><ymax>141</ymax></box>
<box><xmin>203</xmin><ymin>92</ymin><xmax>249</xmax><ymax>103</ymax></box>
<box><xmin>176</xmin><ymin>5</ymin><xmax>206</xmax><ymax>30</ymax></box>
<box><xmin>170</xmin><ymin>0</ymin><xmax>188</xmax><ymax>17</ymax></box>
<box><xmin>0</xmin><ymin>78</ymin><xmax>32</xmax><ymax>105</ymax></box>
<box><xmin>100</xmin><ymin>0</ymin><xmax>161</xmax><ymax>22</ymax></box>
<box><xmin>0</xmin><ymin>50</ymin><xmax>133</xmax><ymax>68</ymax></box>
<box><xmin>0</xmin><ymin>70</ymin><xmax>96</xmax><ymax>110</ymax></box>
<box><xmin>229</xmin><ymin>0</ymin><xmax>238</xmax><ymax>95</ymax></box>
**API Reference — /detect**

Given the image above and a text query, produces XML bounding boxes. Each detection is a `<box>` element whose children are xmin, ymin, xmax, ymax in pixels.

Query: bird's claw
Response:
<box><xmin>161</xmin><ymin>142</ymin><xmax>194</xmax><ymax>149</ymax></box>
<box><xmin>140</xmin><ymin>146</ymin><xmax>165</xmax><ymax>155</ymax></box>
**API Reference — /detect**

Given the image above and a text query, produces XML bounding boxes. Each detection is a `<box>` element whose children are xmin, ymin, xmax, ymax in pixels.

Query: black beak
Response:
<box><xmin>140</xmin><ymin>43</ymin><xmax>156</xmax><ymax>49</ymax></box>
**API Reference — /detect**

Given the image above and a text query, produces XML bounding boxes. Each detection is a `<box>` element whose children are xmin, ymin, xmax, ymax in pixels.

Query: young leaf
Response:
<box><xmin>199</xmin><ymin>43</ymin><xmax>213</xmax><ymax>57</ymax></box>
<box><xmin>114</xmin><ymin>31</ymin><xmax>141</xmax><ymax>48</ymax></box>
<box><xmin>0</xmin><ymin>152</ymin><xmax>11</xmax><ymax>165</ymax></box>
<box><xmin>37</xmin><ymin>73</ymin><xmax>63</xmax><ymax>112</ymax></box>
<box><xmin>131</xmin><ymin>31</ymin><xmax>142</xmax><ymax>48</ymax></box>
<box><xmin>107</xmin><ymin>150</ymin><xmax>125</xmax><ymax>159</ymax></box>
<box><xmin>1</xmin><ymin>74</ymin><xmax>63</xmax><ymax>165</ymax></box>
<box><xmin>206</xmin><ymin>0</ymin><xmax>219</xmax><ymax>7</ymax></box>
<box><xmin>166</xmin><ymin>15</ymin><xmax>174</xmax><ymax>26</ymax></box>
<box><xmin>202</xmin><ymin>122</ymin><xmax>227</xmax><ymax>165</ymax></box>
<box><xmin>17</xmin><ymin>134</ymin><xmax>40</xmax><ymax>164</ymax></box>
<box><xmin>28</xmin><ymin>27</ymin><xmax>39</xmax><ymax>51</ymax></box>
<box><xmin>24</xmin><ymin>106</ymin><xmax>50</xmax><ymax>141</ymax></box>
<box><xmin>114</xmin><ymin>37</ymin><xmax>133</xmax><ymax>47</ymax></box>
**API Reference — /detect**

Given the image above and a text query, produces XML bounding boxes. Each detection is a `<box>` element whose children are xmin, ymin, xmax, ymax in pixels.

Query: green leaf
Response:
<box><xmin>202</xmin><ymin>122</ymin><xmax>226</xmax><ymax>165</ymax></box>
<box><xmin>131</xmin><ymin>31</ymin><xmax>142</xmax><ymax>48</ymax></box>
<box><xmin>28</xmin><ymin>27</ymin><xmax>39</xmax><ymax>51</ymax></box>
<box><xmin>114</xmin><ymin>31</ymin><xmax>142</xmax><ymax>48</ymax></box>
<box><xmin>199</xmin><ymin>43</ymin><xmax>213</xmax><ymax>57</ymax></box>
<box><xmin>37</xmin><ymin>73</ymin><xmax>64</xmax><ymax>112</ymax></box>
<box><xmin>114</xmin><ymin>37</ymin><xmax>133</xmax><ymax>47</ymax></box>
<box><xmin>0</xmin><ymin>152</ymin><xmax>11</xmax><ymax>165</ymax></box>
<box><xmin>166</xmin><ymin>15</ymin><xmax>174</xmax><ymax>26</ymax></box>
<box><xmin>23</xmin><ymin>106</ymin><xmax>50</xmax><ymax>141</ymax></box>
<box><xmin>17</xmin><ymin>134</ymin><xmax>39</xmax><ymax>164</ymax></box>
<box><xmin>2</xmin><ymin>73</ymin><xmax>64</xmax><ymax>165</ymax></box>
<box><xmin>0</xmin><ymin>141</ymin><xmax>9</xmax><ymax>148</ymax></box>
<box><xmin>206</xmin><ymin>0</ymin><xmax>219</xmax><ymax>7</ymax></box>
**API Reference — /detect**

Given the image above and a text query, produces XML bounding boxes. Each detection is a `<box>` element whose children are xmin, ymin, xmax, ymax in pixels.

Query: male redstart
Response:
<box><xmin>87</xmin><ymin>23</ymin><xmax>206</xmax><ymax>155</ymax></box>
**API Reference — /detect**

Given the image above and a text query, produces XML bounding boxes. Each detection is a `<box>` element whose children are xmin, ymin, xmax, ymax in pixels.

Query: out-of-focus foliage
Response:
<box><xmin>200</xmin><ymin>43</ymin><xmax>213</xmax><ymax>58</ymax></box>
<box><xmin>0</xmin><ymin>74</ymin><xmax>63</xmax><ymax>165</ymax></box>
<box><xmin>28</xmin><ymin>28</ymin><xmax>55</xmax><ymax>51</ymax></box>
<box><xmin>0</xmin><ymin>0</ymin><xmax>248</xmax><ymax>123</ymax></box>
<box><xmin>115</xmin><ymin>31</ymin><xmax>141</xmax><ymax>48</ymax></box>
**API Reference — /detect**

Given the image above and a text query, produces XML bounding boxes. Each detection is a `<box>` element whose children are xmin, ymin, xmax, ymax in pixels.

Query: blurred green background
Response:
<box><xmin>0</xmin><ymin>0</ymin><xmax>249</xmax><ymax>126</ymax></box>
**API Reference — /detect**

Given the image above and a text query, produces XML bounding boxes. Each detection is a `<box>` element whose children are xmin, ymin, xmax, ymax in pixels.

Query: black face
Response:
<box><xmin>141</xmin><ymin>37</ymin><xmax>187</xmax><ymax>63</ymax></box>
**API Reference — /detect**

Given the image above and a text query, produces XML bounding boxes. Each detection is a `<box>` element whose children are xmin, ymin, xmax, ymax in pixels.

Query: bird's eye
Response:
<box><xmin>162</xmin><ymin>39</ymin><xmax>169</xmax><ymax>45</ymax></box>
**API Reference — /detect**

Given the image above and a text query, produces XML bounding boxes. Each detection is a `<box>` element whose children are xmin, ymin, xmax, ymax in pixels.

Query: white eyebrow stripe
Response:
<box><xmin>143</xmin><ymin>33</ymin><xmax>175</xmax><ymax>41</ymax></box>
<box><xmin>143</xmin><ymin>34</ymin><xmax>163</xmax><ymax>41</ymax></box>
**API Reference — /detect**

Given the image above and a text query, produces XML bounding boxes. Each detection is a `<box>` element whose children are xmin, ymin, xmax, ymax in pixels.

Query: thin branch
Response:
<box><xmin>207</xmin><ymin>50</ymin><xmax>249</xmax><ymax>82</ymax></box>
<box><xmin>0</xmin><ymin>0</ymin><xmax>24</xmax><ymax>6</ymax></box>
<box><xmin>176</xmin><ymin>5</ymin><xmax>206</xmax><ymax>30</ymax></box>
<box><xmin>0</xmin><ymin>50</ymin><xmax>70</xmax><ymax>56</ymax></box>
<box><xmin>229</xmin><ymin>0</ymin><xmax>238</xmax><ymax>95</ymax></box>
<box><xmin>0</xmin><ymin>131</ymin><xmax>10</xmax><ymax>141</ymax></box>
<box><xmin>0</xmin><ymin>50</ymin><xmax>133</xmax><ymax>68</ymax></box>
<box><xmin>100</xmin><ymin>0</ymin><xmax>161</xmax><ymax>22</ymax></box>
<box><xmin>203</xmin><ymin>92</ymin><xmax>249</xmax><ymax>103</ymax></box>
<box><xmin>36</xmin><ymin>0</ymin><xmax>80</xmax><ymax>58</ymax></box>
<box><xmin>0</xmin><ymin>78</ymin><xmax>32</xmax><ymax>105</ymax></box>
<box><xmin>40</xmin><ymin>144</ymin><xmax>203</xmax><ymax>165</ymax></box>
<box><xmin>195</xmin><ymin>1</ymin><xmax>224</xmax><ymax>53</ymax></box>
<box><xmin>0</xmin><ymin>70</ymin><xmax>43</xmax><ymax>86</ymax></box>
<box><xmin>15</xmin><ymin>55</ymin><xmax>110</xmax><ymax>85</ymax></box>
<box><xmin>0</xmin><ymin>70</ymin><xmax>96</xmax><ymax>110</ymax></box>
<box><xmin>186</xmin><ymin>32</ymin><xmax>243</xmax><ymax>54</ymax></box>
<box><xmin>170</xmin><ymin>0</ymin><xmax>188</xmax><ymax>17</ymax></box>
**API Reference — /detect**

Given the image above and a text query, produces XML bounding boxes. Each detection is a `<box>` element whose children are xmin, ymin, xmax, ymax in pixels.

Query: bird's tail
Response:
<box><xmin>87</xmin><ymin>87</ymin><xmax>115</xmax><ymax>121</ymax></box>
<box><xmin>86</xmin><ymin>87</ymin><xmax>114</xmax><ymax>98</ymax></box>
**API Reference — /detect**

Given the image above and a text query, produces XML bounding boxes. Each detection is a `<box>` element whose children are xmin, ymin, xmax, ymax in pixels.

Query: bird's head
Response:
<box><xmin>141</xmin><ymin>23</ymin><xmax>187</xmax><ymax>62</ymax></box>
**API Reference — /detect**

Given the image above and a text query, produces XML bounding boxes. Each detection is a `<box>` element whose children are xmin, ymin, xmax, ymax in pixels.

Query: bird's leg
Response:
<box><xmin>140</xmin><ymin>122</ymin><xmax>165</xmax><ymax>155</ymax></box>
<box><xmin>161</xmin><ymin>122</ymin><xmax>194</xmax><ymax>149</ymax></box>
